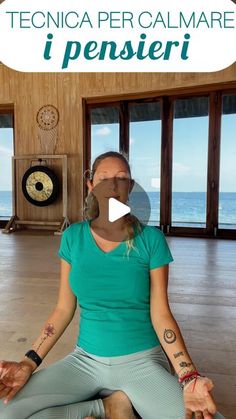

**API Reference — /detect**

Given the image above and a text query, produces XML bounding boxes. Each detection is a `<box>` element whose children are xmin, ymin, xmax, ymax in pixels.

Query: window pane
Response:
<box><xmin>91</xmin><ymin>107</ymin><xmax>119</xmax><ymax>163</ymax></box>
<box><xmin>219</xmin><ymin>94</ymin><xmax>236</xmax><ymax>229</ymax></box>
<box><xmin>172</xmin><ymin>97</ymin><xmax>209</xmax><ymax>227</ymax></box>
<box><xmin>129</xmin><ymin>102</ymin><xmax>161</xmax><ymax>226</ymax></box>
<box><xmin>0</xmin><ymin>114</ymin><xmax>14</xmax><ymax>218</ymax></box>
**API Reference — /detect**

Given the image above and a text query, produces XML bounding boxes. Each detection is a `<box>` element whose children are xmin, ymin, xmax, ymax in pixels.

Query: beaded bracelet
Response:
<box><xmin>179</xmin><ymin>371</ymin><xmax>204</xmax><ymax>391</ymax></box>
<box><xmin>178</xmin><ymin>370</ymin><xmax>201</xmax><ymax>383</ymax></box>
<box><xmin>181</xmin><ymin>376</ymin><xmax>197</xmax><ymax>391</ymax></box>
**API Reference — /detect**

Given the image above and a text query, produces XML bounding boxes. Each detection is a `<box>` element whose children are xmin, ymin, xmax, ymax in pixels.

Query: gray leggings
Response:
<box><xmin>0</xmin><ymin>344</ymin><xmax>225</xmax><ymax>419</ymax></box>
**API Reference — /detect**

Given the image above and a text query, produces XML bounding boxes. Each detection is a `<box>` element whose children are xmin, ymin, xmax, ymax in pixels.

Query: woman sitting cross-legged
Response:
<box><xmin>0</xmin><ymin>151</ymin><xmax>226</xmax><ymax>419</ymax></box>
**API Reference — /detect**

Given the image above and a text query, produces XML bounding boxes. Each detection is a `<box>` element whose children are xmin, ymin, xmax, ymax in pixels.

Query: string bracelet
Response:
<box><xmin>178</xmin><ymin>371</ymin><xmax>204</xmax><ymax>391</ymax></box>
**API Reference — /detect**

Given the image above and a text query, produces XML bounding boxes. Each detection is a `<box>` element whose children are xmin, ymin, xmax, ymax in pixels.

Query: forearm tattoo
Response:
<box><xmin>36</xmin><ymin>323</ymin><xmax>56</xmax><ymax>352</ymax></box>
<box><xmin>163</xmin><ymin>329</ymin><xmax>176</xmax><ymax>344</ymax></box>
<box><xmin>178</xmin><ymin>360</ymin><xmax>196</xmax><ymax>378</ymax></box>
<box><xmin>179</xmin><ymin>366</ymin><xmax>196</xmax><ymax>379</ymax></box>
<box><xmin>174</xmin><ymin>351</ymin><xmax>184</xmax><ymax>358</ymax></box>
<box><xmin>179</xmin><ymin>361</ymin><xmax>192</xmax><ymax>368</ymax></box>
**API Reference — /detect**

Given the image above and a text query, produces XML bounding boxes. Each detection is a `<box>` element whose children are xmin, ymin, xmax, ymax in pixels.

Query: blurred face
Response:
<box><xmin>87</xmin><ymin>157</ymin><xmax>134</xmax><ymax>204</ymax></box>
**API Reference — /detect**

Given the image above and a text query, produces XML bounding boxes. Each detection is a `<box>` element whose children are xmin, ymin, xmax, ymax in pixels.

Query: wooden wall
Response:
<box><xmin>0</xmin><ymin>64</ymin><xmax>236</xmax><ymax>222</ymax></box>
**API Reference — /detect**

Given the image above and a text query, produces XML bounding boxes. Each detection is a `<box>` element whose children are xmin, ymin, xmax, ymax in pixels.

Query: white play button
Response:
<box><xmin>108</xmin><ymin>198</ymin><xmax>130</xmax><ymax>222</ymax></box>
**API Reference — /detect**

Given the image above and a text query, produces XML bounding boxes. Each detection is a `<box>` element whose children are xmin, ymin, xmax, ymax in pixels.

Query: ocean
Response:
<box><xmin>0</xmin><ymin>190</ymin><xmax>235</xmax><ymax>228</ymax></box>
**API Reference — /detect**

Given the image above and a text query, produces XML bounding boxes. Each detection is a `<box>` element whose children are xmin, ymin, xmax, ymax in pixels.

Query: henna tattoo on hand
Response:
<box><xmin>36</xmin><ymin>323</ymin><xmax>56</xmax><ymax>352</ymax></box>
<box><xmin>163</xmin><ymin>329</ymin><xmax>176</xmax><ymax>344</ymax></box>
<box><xmin>174</xmin><ymin>351</ymin><xmax>184</xmax><ymax>358</ymax></box>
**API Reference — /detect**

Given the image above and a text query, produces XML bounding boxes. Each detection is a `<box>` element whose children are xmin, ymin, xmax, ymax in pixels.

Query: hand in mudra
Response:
<box><xmin>0</xmin><ymin>360</ymin><xmax>33</xmax><ymax>404</ymax></box>
<box><xmin>184</xmin><ymin>376</ymin><xmax>217</xmax><ymax>419</ymax></box>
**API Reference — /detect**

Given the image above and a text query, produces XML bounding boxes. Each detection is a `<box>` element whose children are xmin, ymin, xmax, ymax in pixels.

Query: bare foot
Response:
<box><xmin>102</xmin><ymin>390</ymin><xmax>137</xmax><ymax>419</ymax></box>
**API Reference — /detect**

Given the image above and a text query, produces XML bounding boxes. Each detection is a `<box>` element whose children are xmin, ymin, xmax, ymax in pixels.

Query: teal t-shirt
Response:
<box><xmin>58</xmin><ymin>220</ymin><xmax>174</xmax><ymax>356</ymax></box>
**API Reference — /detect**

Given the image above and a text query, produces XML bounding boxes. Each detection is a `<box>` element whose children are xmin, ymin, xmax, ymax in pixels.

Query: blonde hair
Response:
<box><xmin>83</xmin><ymin>151</ymin><xmax>142</xmax><ymax>256</ymax></box>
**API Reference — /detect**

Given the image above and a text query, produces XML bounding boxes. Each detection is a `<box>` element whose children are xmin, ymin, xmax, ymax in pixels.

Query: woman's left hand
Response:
<box><xmin>183</xmin><ymin>376</ymin><xmax>217</xmax><ymax>419</ymax></box>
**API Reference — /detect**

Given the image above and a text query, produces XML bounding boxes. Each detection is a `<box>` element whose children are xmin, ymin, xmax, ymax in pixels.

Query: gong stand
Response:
<box><xmin>3</xmin><ymin>155</ymin><xmax>70</xmax><ymax>235</ymax></box>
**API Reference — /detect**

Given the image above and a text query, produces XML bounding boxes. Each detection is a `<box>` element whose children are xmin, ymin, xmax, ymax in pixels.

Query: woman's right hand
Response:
<box><xmin>0</xmin><ymin>360</ymin><xmax>34</xmax><ymax>404</ymax></box>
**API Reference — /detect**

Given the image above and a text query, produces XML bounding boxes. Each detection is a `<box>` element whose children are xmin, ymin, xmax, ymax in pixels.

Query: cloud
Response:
<box><xmin>173</xmin><ymin>162</ymin><xmax>190</xmax><ymax>175</ymax></box>
<box><xmin>94</xmin><ymin>126</ymin><xmax>111</xmax><ymax>136</ymax></box>
<box><xmin>0</xmin><ymin>146</ymin><xmax>12</xmax><ymax>156</ymax></box>
<box><xmin>151</xmin><ymin>178</ymin><xmax>160</xmax><ymax>189</ymax></box>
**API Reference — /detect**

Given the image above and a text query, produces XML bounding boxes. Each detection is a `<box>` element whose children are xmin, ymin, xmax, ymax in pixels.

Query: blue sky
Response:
<box><xmin>0</xmin><ymin>128</ymin><xmax>13</xmax><ymax>191</ymax></box>
<box><xmin>92</xmin><ymin>113</ymin><xmax>236</xmax><ymax>193</ymax></box>
<box><xmin>0</xmin><ymin>114</ymin><xmax>235</xmax><ymax>192</ymax></box>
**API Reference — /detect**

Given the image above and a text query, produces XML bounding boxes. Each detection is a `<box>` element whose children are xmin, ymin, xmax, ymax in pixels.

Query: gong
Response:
<box><xmin>22</xmin><ymin>166</ymin><xmax>60</xmax><ymax>206</ymax></box>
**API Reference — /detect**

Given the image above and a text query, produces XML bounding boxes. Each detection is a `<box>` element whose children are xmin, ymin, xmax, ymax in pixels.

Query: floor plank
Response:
<box><xmin>0</xmin><ymin>231</ymin><xmax>235</xmax><ymax>418</ymax></box>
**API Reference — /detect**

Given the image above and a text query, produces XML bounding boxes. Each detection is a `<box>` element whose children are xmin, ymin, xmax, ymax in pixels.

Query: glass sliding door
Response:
<box><xmin>90</xmin><ymin>106</ymin><xmax>120</xmax><ymax>164</ymax></box>
<box><xmin>219</xmin><ymin>94</ymin><xmax>236</xmax><ymax>230</ymax></box>
<box><xmin>86</xmin><ymin>87</ymin><xmax>236</xmax><ymax>238</ymax></box>
<box><xmin>129</xmin><ymin>101</ymin><xmax>161</xmax><ymax>226</ymax></box>
<box><xmin>0</xmin><ymin>113</ymin><xmax>14</xmax><ymax>219</ymax></box>
<box><xmin>172</xmin><ymin>97</ymin><xmax>209</xmax><ymax>228</ymax></box>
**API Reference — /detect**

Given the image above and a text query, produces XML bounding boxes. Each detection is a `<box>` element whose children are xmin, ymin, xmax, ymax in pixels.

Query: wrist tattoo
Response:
<box><xmin>179</xmin><ymin>361</ymin><xmax>193</xmax><ymax>368</ymax></box>
<box><xmin>36</xmin><ymin>323</ymin><xmax>56</xmax><ymax>352</ymax></box>
<box><xmin>179</xmin><ymin>367</ymin><xmax>196</xmax><ymax>379</ymax></box>
<box><xmin>174</xmin><ymin>352</ymin><xmax>184</xmax><ymax>358</ymax></box>
<box><xmin>164</xmin><ymin>329</ymin><xmax>176</xmax><ymax>344</ymax></box>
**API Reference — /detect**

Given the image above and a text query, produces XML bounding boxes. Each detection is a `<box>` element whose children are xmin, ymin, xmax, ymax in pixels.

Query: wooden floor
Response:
<box><xmin>0</xmin><ymin>230</ymin><xmax>235</xmax><ymax>419</ymax></box>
